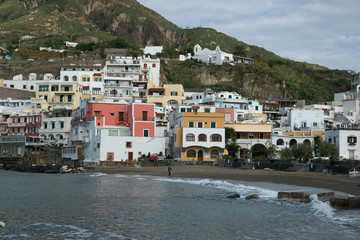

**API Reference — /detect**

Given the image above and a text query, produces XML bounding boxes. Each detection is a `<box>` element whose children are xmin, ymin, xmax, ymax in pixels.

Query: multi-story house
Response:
<box><xmin>169</xmin><ymin>105</ymin><xmax>225</xmax><ymax>161</ymax></box>
<box><xmin>325</xmin><ymin>125</ymin><xmax>360</xmax><ymax>160</ymax></box>
<box><xmin>225</xmin><ymin>122</ymin><xmax>272</xmax><ymax>159</ymax></box>
<box><xmin>59</xmin><ymin>65</ymin><xmax>104</xmax><ymax>101</ymax></box>
<box><xmin>67</xmin><ymin>101</ymin><xmax>166</xmax><ymax>165</ymax></box>
<box><xmin>35</xmin><ymin>82</ymin><xmax>83</xmax><ymax>110</ymax></box>
<box><xmin>103</xmin><ymin>55</ymin><xmax>160</xmax><ymax>103</ymax></box>
<box><xmin>39</xmin><ymin>108</ymin><xmax>72</xmax><ymax>145</ymax></box>
<box><xmin>3</xmin><ymin>113</ymin><xmax>42</xmax><ymax>145</ymax></box>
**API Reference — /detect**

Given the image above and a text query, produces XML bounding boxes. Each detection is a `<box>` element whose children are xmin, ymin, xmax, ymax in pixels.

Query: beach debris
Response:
<box><xmin>317</xmin><ymin>192</ymin><xmax>335</xmax><ymax>202</ymax></box>
<box><xmin>227</xmin><ymin>194</ymin><xmax>240</xmax><ymax>199</ymax></box>
<box><xmin>245</xmin><ymin>194</ymin><xmax>259</xmax><ymax>200</ymax></box>
<box><xmin>277</xmin><ymin>192</ymin><xmax>312</xmax><ymax>204</ymax></box>
<box><xmin>0</xmin><ymin>222</ymin><xmax>5</xmax><ymax>227</ymax></box>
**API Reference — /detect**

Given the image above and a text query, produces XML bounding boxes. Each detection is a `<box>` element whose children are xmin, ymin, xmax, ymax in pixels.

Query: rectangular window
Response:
<box><xmin>348</xmin><ymin>136</ymin><xmax>357</xmax><ymax>144</ymax></box>
<box><xmin>260</xmin><ymin>133</ymin><xmax>264</xmax><ymax>139</ymax></box>
<box><xmin>210</xmin><ymin>122</ymin><xmax>216</xmax><ymax>128</ymax></box>
<box><xmin>94</xmin><ymin>111</ymin><xmax>101</xmax><ymax>117</ymax></box>
<box><xmin>118</xmin><ymin>112</ymin><xmax>125</xmax><ymax>121</ymax></box>
<box><xmin>198</xmin><ymin>122</ymin><xmax>203</xmax><ymax>128</ymax></box>
<box><xmin>186</xmin><ymin>108</ymin><xmax>192</xmax><ymax>112</ymax></box>
<box><xmin>126</xmin><ymin>142</ymin><xmax>132</xmax><ymax>148</ymax></box>
<box><xmin>225</xmin><ymin>114</ymin><xmax>231</xmax><ymax>123</ymax></box>
<box><xmin>142</xmin><ymin>111</ymin><xmax>148</xmax><ymax>121</ymax></box>
<box><xmin>52</xmin><ymin>122</ymin><xmax>55</xmax><ymax>129</ymax></box>
<box><xmin>108</xmin><ymin>130</ymin><xmax>118</xmax><ymax>136</ymax></box>
<box><xmin>93</xmin><ymin>88</ymin><xmax>101</xmax><ymax>95</ymax></box>
<box><xmin>107</xmin><ymin>152</ymin><xmax>114</xmax><ymax>161</ymax></box>
<box><xmin>60</xmin><ymin>122</ymin><xmax>64</xmax><ymax>129</ymax></box>
<box><xmin>189</xmin><ymin>121</ymin><xmax>194</xmax><ymax>128</ymax></box>
<box><xmin>249</xmin><ymin>133</ymin><xmax>254</xmax><ymax>139</ymax></box>
<box><xmin>17</xmin><ymin>147</ymin><xmax>22</xmax><ymax>155</ymax></box>
<box><xmin>68</xmin><ymin>95</ymin><xmax>72</xmax><ymax>102</ymax></box>
<box><xmin>44</xmin><ymin>123</ymin><xmax>47</xmax><ymax>129</ymax></box>
<box><xmin>23</xmin><ymin>85</ymin><xmax>26</xmax><ymax>89</ymax></box>
<box><xmin>51</xmin><ymin>85</ymin><xmax>59</xmax><ymax>91</ymax></box>
<box><xmin>144</xmin><ymin>129</ymin><xmax>149</xmax><ymax>137</ymax></box>
<box><xmin>181</xmin><ymin>108</ymin><xmax>185</xmax><ymax>112</ymax></box>
<box><xmin>39</xmin><ymin>85</ymin><xmax>49</xmax><ymax>91</ymax></box>
<box><xmin>205</xmin><ymin>108</ymin><xmax>210</xmax><ymax>113</ymax></box>
<box><xmin>60</xmin><ymin>95</ymin><xmax>64</xmax><ymax>102</ymax></box>
<box><xmin>170</xmin><ymin>91</ymin><xmax>178</xmax><ymax>96</ymax></box>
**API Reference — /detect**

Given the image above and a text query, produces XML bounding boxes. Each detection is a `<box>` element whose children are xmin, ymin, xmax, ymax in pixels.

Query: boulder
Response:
<box><xmin>278</xmin><ymin>192</ymin><xmax>290</xmax><ymax>198</ymax></box>
<box><xmin>330</xmin><ymin>195</ymin><xmax>349</xmax><ymax>209</ymax></box>
<box><xmin>77</xmin><ymin>167</ymin><xmax>87</xmax><ymax>173</ymax></box>
<box><xmin>317</xmin><ymin>192</ymin><xmax>335</xmax><ymax>202</ymax></box>
<box><xmin>245</xmin><ymin>194</ymin><xmax>259</xmax><ymax>200</ymax></box>
<box><xmin>290</xmin><ymin>192</ymin><xmax>310</xmax><ymax>200</ymax></box>
<box><xmin>277</xmin><ymin>192</ymin><xmax>311</xmax><ymax>203</ymax></box>
<box><xmin>59</xmin><ymin>165</ymin><xmax>71</xmax><ymax>174</ymax></box>
<box><xmin>227</xmin><ymin>194</ymin><xmax>240</xmax><ymax>199</ymax></box>
<box><xmin>349</xmin><ymin>196</ymin><xmax>360</xmax><ymax>209</ymax></box>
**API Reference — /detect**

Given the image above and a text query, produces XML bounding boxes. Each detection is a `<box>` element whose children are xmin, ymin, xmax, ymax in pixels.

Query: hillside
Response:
<box><xmin>0</xmin><ymin>0</ymin><xmax>352</xmax><ymax>103</ymax></box>
<box><xmin>0</xmin><ymin>0</ymin><xmax>279</xmax><ymax>58</ymax></box>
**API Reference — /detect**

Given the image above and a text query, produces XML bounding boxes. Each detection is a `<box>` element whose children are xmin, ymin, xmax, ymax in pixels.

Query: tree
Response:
<box><xmin>232</xmin><ymin>44</ymin><xmax>246</xmax><ymax>56</ymax></box>
<box><xmin>319</xmin><ymin>142</ymin><xmax>338</xmax><ymax>159</ymax></box>
<box><xmin>280</xmin><ymin>148</ymin><xmax>293</xmax><ymax>161</ymax></box>
<box><xmin>266</xmin><ymin>143</ymin><xmax>277</xmax><ymax>160</ymax></box>
<box><xmin>225</xmin><ymin>127</ymin><xmax>239</xmax><ymax>158</ymax></box>
<box><xmin>292</xmin><ymin>143</ymin><xmax>313</xmax><ymax>162</ymax></box>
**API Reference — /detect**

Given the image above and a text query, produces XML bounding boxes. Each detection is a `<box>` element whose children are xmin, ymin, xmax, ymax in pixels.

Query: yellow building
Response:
<box><xmin>35</xmin><ymin>82</ymin><xmax>83</xmax><ymax>110</ymax></box>
<box><xmin>147</xmin><ymin>84</ymin><xmax>184</xmax><ymax>108</ymax></box>
<box><xmin>170</xmin><ymin>105</ymin><xmax>225</xmax><ymax>161</ymax></box>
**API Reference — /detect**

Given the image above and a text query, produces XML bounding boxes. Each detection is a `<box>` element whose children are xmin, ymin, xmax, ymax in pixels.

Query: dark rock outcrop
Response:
<box><xmin>227</xmin><ymin>194</ymin><xmax>240</xmax><ymax>199</ymax></box>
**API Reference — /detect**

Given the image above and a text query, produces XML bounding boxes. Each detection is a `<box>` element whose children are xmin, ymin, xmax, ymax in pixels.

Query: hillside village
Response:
<box><xmin>0</xmin><ymin>44</ymin><xmax>359</xmax><ymax>173</ymax></box>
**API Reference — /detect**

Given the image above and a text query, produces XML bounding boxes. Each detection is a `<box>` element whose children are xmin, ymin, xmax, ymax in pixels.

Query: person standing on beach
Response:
<box><xmin>168</xmin><ymin>166</ymin><xmax>172</xmax><ymax>176</ymax></box>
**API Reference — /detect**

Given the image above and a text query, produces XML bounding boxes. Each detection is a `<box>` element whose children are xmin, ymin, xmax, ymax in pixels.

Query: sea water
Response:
<box><xmin>0</xmin><ymin>171</ymin><xmax>359</xmax><ymax>240</ymax></box>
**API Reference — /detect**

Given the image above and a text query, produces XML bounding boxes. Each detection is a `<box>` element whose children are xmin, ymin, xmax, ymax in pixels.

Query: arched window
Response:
<box><xmin>186</xmin><ymin>134</ymin><xmax>195</xmax><ymax>141</ymax></box>
<box><xmin>187</xmin><ymin>150</ymin><xmax>196</xmax><ymax>158</ymax></box>
<box><xmin>72</xmin><ymin>76</ymin><xmax>77</xmax><ymax>82</ymax></box>
<box><xmin>110</xmin><ymin>90</ymin><xmax>118</xmax><ymax>97</ymax></box>
<box><xmin>198</xmin><ymin>134</ymin><xmax>207</xmax><ymax>142</ymax></box>
<box><xmin>210</xmin><ymin>134</ymin><xmax>222</xmax><ymax>142</ymax></box>
<box><xmin>237</xmin><ymin>114</ymin><xmax>244</xmax><ymax>122</ymax></box>
<box><xmin>210</xmin><ymin>150</ymin><xmax>219</xmax><ymax>159</ymax></box>
<box><xmin>64</xmin><ymin>75</ymin><xmax>69</xmax><ymax>81</ymax></box>
<box><xmin>276</xmin><ymin>139</ymin><xmax>284</xmax><ymax>146</ymax></box>
<box><xmin>303</xmin><ymin>139</ymin><xmax>311</xmax><ymax>146</ymax></box>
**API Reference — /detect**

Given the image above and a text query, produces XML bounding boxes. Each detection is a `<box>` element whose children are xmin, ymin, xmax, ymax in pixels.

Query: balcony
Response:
<box><xmin>9</xmin><ymin>122</ymin><xmax>26</xmax><ymax>127</ymax></box>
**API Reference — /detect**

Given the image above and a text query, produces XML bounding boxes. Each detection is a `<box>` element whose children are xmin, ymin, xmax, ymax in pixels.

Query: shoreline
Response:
<box><xmin>91</xmin><ymin>165</ymin><xmax>360</xmax><ymax>195</ymax></box>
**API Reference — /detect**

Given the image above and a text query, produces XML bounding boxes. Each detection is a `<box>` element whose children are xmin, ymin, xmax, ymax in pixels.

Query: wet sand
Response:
<box><xmin>92</xmin><ymin>165</ymin><xmax>360</xmax><ymax>195</ymax></box>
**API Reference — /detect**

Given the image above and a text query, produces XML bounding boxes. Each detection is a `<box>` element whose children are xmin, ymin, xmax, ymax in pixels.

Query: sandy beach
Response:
<box><xmin>91</xmin><ymin>165</ymin><xmax>360</xmax><ymax>196</ymax></box>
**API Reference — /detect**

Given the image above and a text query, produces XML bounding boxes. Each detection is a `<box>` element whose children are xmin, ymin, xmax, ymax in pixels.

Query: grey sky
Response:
<box><xmin>137</xmin><ymin>0</ymin><xmax>360</xmax><ymax>71</ymax></box>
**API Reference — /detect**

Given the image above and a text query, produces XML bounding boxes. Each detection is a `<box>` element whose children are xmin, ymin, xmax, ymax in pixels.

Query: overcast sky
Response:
<box><xmin>137</xmin><ymin>0</ymin><xmax>360</xmax><ymax>71</ymax></box>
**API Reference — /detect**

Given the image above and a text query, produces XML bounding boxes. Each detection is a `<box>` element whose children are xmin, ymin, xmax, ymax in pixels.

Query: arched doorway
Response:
<box><xmin>198</xmin><ymin>150</ymin><xmax>204</xmax><ymax>161</ymax></box>
<box><xmin>303</xmin><ymin>139</ymin><xmax>311</xmax><ymax>146</ymax></box>
<box><xmin>251</xmin><ymin>144</ymin><xmax>268</xmax><ymax>160</ymax></box>
<box><xmin>289</xmin><ymin>139</ymin><xmax>297</xmax><ymax>148</ymax></box>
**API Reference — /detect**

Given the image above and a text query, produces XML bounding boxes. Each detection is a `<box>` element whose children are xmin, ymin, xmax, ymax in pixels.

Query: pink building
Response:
<box><xmin>68</xmin><ymin>101</ymin><xmax>163</xmax><ymax>164</ymax></box>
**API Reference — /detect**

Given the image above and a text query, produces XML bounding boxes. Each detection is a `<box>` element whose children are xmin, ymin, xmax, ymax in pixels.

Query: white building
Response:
<box><xmin>60</xmin><ymin>65</ymin><xmax>104</xmax><ymax>100</ymax></box>
<box><xmin>287</xmin><ymin>109</ymin><xmax>325</xmax><ymax>130</ymax></box>
<box><xmin>143</xmin><ymin>46</ymin><xmax>163</xmax><ymax>55</ymax></box>
<box><xmin>39</xmin><ymin>108</ymin><xmax>73</xmax><ymax>145</ymax></box>
<box><xmin>325</xmin><ymin>127</ymin><xmax>360</xmax><ymax>160</ymax></box>
<box><xmin>193</xmin><ymin>44</ymin><xmax>234</xmax><ymax>65</ymax></box>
